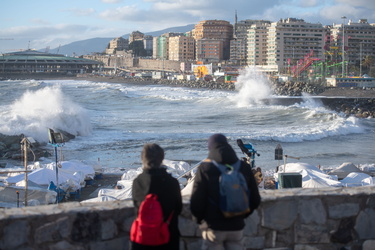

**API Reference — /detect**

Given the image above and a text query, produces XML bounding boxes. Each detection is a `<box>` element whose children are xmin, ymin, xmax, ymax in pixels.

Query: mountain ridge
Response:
<box><xmin>50</xmin><ymin>24</ymin><xmax>195</xmax><ymax>56</ymax></box>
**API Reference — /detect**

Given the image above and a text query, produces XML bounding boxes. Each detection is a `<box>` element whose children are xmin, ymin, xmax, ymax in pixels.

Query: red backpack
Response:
<box><xmin>130</xmin><ymin>193</ymin><xmax>173</xmax><ymax>246</ymax></box>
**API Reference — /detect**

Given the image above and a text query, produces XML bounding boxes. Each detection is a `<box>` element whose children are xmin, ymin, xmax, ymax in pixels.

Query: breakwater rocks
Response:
<box><xmin>133</xmin><ymin>78</ymin><xmax>374</xmax><ymax>118</ymax></box>
<box><xmin>0</xmin><ymin>134</ymin><xmax>46</xmax><ymax>167</ymax></box>
<box><xmin>0</xmin><ymin>131</ymin><xmax>76</xmax><ymax>166</ymax></box>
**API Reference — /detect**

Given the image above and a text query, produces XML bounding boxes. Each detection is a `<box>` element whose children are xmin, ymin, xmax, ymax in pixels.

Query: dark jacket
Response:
<box><xmin>131</xmin><ymin>167</ymin><xmax>182</xmax><ymax>250</ymax></box>
<box><xmin>190</xmin><ymin>142</ymin><xmax>261</xmax><ymax>231</ymax></box>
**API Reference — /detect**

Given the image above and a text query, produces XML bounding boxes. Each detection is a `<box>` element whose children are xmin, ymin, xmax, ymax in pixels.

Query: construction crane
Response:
<box><xmin>0</xmin><ymin>38</ymin><xmax>14</xmax><ymax>40</ymax></box>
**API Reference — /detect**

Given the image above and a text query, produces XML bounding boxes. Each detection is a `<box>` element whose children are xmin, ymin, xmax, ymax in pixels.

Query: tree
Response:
<box><xmin>128</xmin><ymin>41</ymin><xmax>147</xmax><ymax>57</ymax></box>
<box><xmin>362</xmin><ymin>56</ymin><xmax>374</xmax><ymax>73</ymax></box>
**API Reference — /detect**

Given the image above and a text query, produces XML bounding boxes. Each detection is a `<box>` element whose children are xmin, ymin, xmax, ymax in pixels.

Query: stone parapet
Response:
<box><xmin>1</xmin><ymin>176</ymin><xmax>375</xmax><ymax>250</ymax></box>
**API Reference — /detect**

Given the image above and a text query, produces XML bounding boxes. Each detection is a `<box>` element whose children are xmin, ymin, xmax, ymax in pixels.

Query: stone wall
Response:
<box><xmin>1</xmin><ymin>186</ymin><xmax>374</xmax><ymax>249</ymax></box>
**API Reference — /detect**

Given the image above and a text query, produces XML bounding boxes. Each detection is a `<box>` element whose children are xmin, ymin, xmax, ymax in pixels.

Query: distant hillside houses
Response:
<box><xmin>86</xmin><ymin>18</ymin><xmax>375</xmax><ymax>78</ymax></box>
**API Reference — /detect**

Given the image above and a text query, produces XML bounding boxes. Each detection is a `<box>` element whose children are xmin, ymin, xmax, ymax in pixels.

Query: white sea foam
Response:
<box><xmin>0</xmin><ymin>87</ymin><xmax>92</xmax><ymax>142</ymax></box>
<box><xmin>1</xmin><ymin>79</ymin><xmax>373</xmax><ymax>170</ymax></box>
<box><xmin>231</xmin><ymin>66</ymin><xmax>271</xmax><ymax>107</ymax></box>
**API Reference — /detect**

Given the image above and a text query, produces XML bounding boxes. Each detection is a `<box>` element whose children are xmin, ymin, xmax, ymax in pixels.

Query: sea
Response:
<box><xmin>1</xmin><ymin>68</ymin><xmax>374</xmax><ymax>175</ymax></box>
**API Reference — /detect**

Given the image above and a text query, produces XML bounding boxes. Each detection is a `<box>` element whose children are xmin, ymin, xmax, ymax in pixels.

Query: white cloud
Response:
<box><xmin>101</xmin><ymin>0</ymin><xmax>123</xmax><ymax>3</ymax></box>
<box><xmin>62</xmin><ymin>8</ymin><xmax>96</xmax><ymax>16</ymax></box>
<box><xmin>1</xmin><ymin>0</ymin><xmax>375</xmax><ymax>52</ymax></box>
<box><xmin>336</xmin><ymin>0</ymin><xmax>375</xmax><ymax>9</ymax></box>
<box><xmin>30</xmin><ymin>18</ymin><xmax>50</xmax><ymax>25</ymax></box>
<box><xmin>99</xmin><ymin>5</ymin><xmax>141</xmax><ymax>20</ymax></box>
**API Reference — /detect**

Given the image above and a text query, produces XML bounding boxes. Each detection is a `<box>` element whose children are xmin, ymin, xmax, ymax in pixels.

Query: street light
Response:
<box><xmin>341</xmin><ymin>16</ymin><xmax>346</xmax><ymax>78</ymax></box>
<box><xmin>360</xmin><ymin>42</ymin><xmax>363</xmax><ymax>77</ymax></box>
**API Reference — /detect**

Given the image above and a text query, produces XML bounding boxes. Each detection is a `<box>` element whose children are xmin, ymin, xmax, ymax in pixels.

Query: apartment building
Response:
<box><xmin>192</xmin><ymin>20</ymin><xmax>233</xmax><ymax>60</ymax></box>
<box><xmin>265</xmin><ymin>18</ymin><xmax>327</xmax><ymax>73</ymax></box>
<box><xmin>168</xmin><ymin>36</ymin><xmax>195</xmax><ymax>61</ymax></box>
<box><xmin>105</xmin><ymin>37</ymin><xmax>129</xmax><ymax>54</ymax></box>
<box><xmin>153</xmin><ymin>33</ymin><xmax>185</xmax><ymax>60</ymax></box>
<box><xmin>246</xmin><ymin>21</ymin><xmax>271</xmax><ymax>66</ymax></box>
<box><xmin>329</xmin><ymin>19</ymin><xmax>375</xmax><ymax>67</ymax></box>
<box><xmin>143</xmin><ymin>35</ymin><xmax>153</xmax><ymax>57</ymax></box>
<box><xmin>230</xmin><ymin>19</ymin><xmax>271</xmax><ymax>64</ymax></box>
<box><xmin>196</xmin><ymin>39</ymin><xmax>224</xmax><ymax>62</ymax></box>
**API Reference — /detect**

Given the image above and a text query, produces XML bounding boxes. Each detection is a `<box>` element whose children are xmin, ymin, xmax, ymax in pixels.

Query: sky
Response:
<box><xmin>1</xmin><ymin>0</ymin><xmax>375</xmax><ymax>53</ymax></box>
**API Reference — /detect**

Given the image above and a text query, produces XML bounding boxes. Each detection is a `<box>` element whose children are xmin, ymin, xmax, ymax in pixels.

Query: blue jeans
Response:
<box><xmin>201</xmin><ymin>228</ymin><xmax>245</xmax><ymax>250</ymax></box>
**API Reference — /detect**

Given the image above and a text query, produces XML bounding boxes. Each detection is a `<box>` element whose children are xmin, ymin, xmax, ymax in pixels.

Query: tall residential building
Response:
<box><xmin>143</xmin><ymin>35</ymin><xmax>153</xmax><ymax>57</ymax></box>
<box><xmin>329</xmin><ymin>19</ymin><xmax>375</xmax><ymax>67</ymax></box>
<box><xmin>230</xmin><ymin>19</ymin><xmax>271</xmax><ymax>64</ymax></box>
<box><xmin>196</xmin><ymin>39</ymin><xmax>224</xmax><ymax>62</ymax></box>
<box><xmin>168</xmin><ymin>36</ymin><xmax>195</xmax><ymax>61</ymax></box>
<box><xmin>105</xmin><ymin>37</ymin><xmax>129</xmax><ymax>54</ymax></box>
<box><xmin>192</xmin><ymin>20</ymin><xmax>233</xmax><ymax>60</ymax></box>
<box><xmin>266</xmin><ymin>18</ymin><xmax>327</xmax><ymax>73</ymax></box>
<box><xmin>246</xmin><ymin>21</ymin><xmax>271</xmax><ymax>66</ymax></box>
<box><xmin>152</xmin><ymin>33</ymin><xmax>185</xmax><ymax>60</ymax></box>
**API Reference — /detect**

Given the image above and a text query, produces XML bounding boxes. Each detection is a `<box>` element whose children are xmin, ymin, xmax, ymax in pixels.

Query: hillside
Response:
<box><xmin>49</xmin><ymin>24</ymin><xmax>195</xmax><ymax>56</ymax></box>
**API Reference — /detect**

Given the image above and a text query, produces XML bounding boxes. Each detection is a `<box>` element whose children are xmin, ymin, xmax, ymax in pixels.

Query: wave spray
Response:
<box><xmin>232</xmin><ymin>66</ymin><xmax>271</xmax><ymax>107</ymax></box>
<box><xmin>2</xmin><ymin>87</ymin><xmax>92</xmax><ymax>142</ymax></box>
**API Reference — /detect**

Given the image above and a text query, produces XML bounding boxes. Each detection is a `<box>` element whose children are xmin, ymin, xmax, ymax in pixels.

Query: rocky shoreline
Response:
<box><xmin>86</xmin><ymin>76</ymin><xmax>375</xmax><ymax>118</ymax></box>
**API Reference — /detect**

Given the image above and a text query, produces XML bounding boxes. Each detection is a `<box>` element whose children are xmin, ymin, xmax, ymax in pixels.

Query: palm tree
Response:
<box><xmin>362</xmin><ymin>56</ymin><xmax>374</xmax><ymax>73</ymax></box>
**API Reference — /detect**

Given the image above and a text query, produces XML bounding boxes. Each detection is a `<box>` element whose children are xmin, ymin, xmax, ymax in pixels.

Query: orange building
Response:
<box><xmin>192</xmin><ymin>20</ymin><xmax>233</xmax><ymax>60</ymax></box>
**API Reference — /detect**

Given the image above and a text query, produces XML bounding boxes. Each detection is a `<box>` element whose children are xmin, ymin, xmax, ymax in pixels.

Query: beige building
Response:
<box><xmin>231</xmin><ymin>19</ymin><xmax>271</xmax><ymax>65</ymax></box>
<box><xmin>192</xmin><ymin>20</ymin><xmax>233</xmax><ymax>60</ymax></box>
<box><xmin>129</xmin><ymin>31</ymin><xmax>144</xmax><ymax>43</ymax></box>
<box><xmin>265</xmin><ymin>18</ymin><xmax>327</xmax><ymax>74</ymax></box>
<box><xmin>105</xmin><ymin>37</ymin><xmax>129</xmax><ymax>55</ymax></box>
<box><xmin>153</xmin><ymin>33</ymin><xmax>185</xmax><ymax>60</ymax></box>
<box><xmin>329</xmin><ymin>19</ymin><xmax>375</xmax><ymax>69</ymax></box>
<box><xmin>168</xmin><ymin>36</ymin><xmax>195</xmax><ymax>61</ymax></box>
<box><xmin>247</xmin><ymin>21</ymin><xmax>271</xmax><ymax>66</ymax></box>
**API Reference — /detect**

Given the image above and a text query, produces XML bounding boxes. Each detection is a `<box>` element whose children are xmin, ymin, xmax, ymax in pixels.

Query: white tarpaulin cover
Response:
<box><xmin>0</xmin><ymin>183</ymin><xmax>56</xmax><ymax>207</ymax></box>
<box><xmin>6</xmin><ymin>167</ymin><xmax>74</xmax><ymax>186</ymax></box>
<box><xmin>327</xmin><ymin>162</ymin><xmax>365</xmax><ymax>180</ymax></box>
<box><xmin>5</xmin><ymin>160</ymin><xmax>96</xmax><ymax>193</ymax></box>
<box><xmin>340</xmin><ymin>172</ymin><xmax>374</xmax><ymax>187</ymax></box>
<box><xmin>275</xmin><ymin>162</ymin><xmax>342</xmax><ymax>188</ymax></box>
<box><xmin>83</xmin><ymin>159</ymin><xmax>193</xmax><ymax>202</ymax></box>
<box><xmin>45</xmin><ymin>161</ymin><xmax>95</xmax><ymax>180</ymax></box>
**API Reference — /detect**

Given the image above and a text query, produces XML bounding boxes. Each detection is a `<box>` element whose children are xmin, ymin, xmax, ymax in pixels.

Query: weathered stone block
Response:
<box><xmin>101</xmin><ymin>219</ymin><xmax>118</xmax><ymax>240</ymax></box>
<box><xmin>355</xmin><ymin>208</ymin><xmax>375</xmax><ymax>239</ymax></box>
<box><xmin>49</xmin><ymin>240</ymin><xmax>85</xmax><ymax>250</ymax></box>
<box><xmin>89</xmin><ymin>237</ymin><xmax>129</xmax><ymax>250</ymax></box>
<box><xmin>243</xmin><ymin>210</ymin><xmax>260</xmax><ymax>236</ymax></box>
<box><xmin>0</xmin><ymin>220</ymin><xmax>29</xmax><ymax>249</ymax></box>
<box><xmin>244</xmin><ymin>236</ymin><xmax>265</xmax><ymax>249</ymax></box>
<box><xmin>35</xmin><ymin>216</ymin><xmax>71</xmax><ymax>244</ymax></box>
<box><xmin>262</xmin><ymin>200</ymin><xmax>298</xmax><ymax>230</ymax></box>
<box><xmin>295</xmin><ymin>224</ymin><xmax>330</xmax><ymax>244</ymax></box>
<box><xmin>121</xmin><ymin>216</ymin><xmax>135</xmax><ymax>233</ymax></box>
<box><xmin>299</xmin><ymin>198</ymin><xmax>326</xmax><ymax>224</ymax></box>
<box><xmin>363</xmin><ymin>239</ymin><xmax>375</xmax><ymax>250</ymax></box>
<box><xmin>328</xmin><ymin>203</ymin><xmax>359</xmax><ymax>219</ymax></box>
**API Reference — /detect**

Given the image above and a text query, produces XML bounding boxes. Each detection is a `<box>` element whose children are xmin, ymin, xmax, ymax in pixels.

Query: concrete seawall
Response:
<box><xmin>1</xmin><ymin>186</ymin><xmax>374</xmax><ymax>249</ymax></box>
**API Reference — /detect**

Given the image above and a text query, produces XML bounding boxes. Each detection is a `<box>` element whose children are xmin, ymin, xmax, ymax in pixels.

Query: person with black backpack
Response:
<box><xmin>190</xmin><ymin>134</ymin><xmax>261</xmax><ymax>250</ymax></box>
<box><xmin>130</xmin><ymin>143</ymin><xmax>182</xmax><ymax>250</ymax></box>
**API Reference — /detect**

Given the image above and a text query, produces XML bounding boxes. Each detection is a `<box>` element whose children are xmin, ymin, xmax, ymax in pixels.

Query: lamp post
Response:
<box><xmin>360</xmin><ymin>42</ymin><xmax>363</xmax><ymax>77</ymax></box>
<box><xmin>341</xmin><ymin>16</ymin><xmax>346</xmax><ymax>78</ymax></box>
